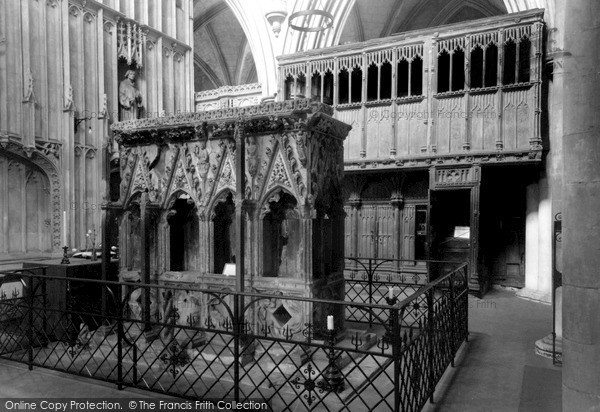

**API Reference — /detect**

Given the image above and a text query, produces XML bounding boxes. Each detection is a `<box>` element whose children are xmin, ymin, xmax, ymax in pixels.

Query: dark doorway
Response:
<box><xmin>168</xmin><ymin>196</ymin><xmax>198</xmax><ymax>271</ymax></box>
<box><xmin>479</xmin><ymin>167</ymin><xmax>528</xmax><ymax>287</ymax></box>
<box><xmin>429</xmin><ymin>190</ymin><xmax>471</xmax><ymax>277</ymax></box>
<box><xmin>213</xmin><ymin>193</ymin><xmax>235</xmax><ymax>273</ymax></box>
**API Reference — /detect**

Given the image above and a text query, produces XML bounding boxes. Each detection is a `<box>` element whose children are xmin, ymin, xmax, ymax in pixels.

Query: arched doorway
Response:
<box><xmin>167</xmin><ymin>194</ymin><xmax>199</xmax><ymax>272</ymax></box>
<box><xmin>212</xmin><ymin>192</ymin><xmax>235</xmax><ymax>274</ymax></box>
<box><xmin>0</xmin><ymin>152</ymin><xmax>52</xmax><ymax>255</ymax></box>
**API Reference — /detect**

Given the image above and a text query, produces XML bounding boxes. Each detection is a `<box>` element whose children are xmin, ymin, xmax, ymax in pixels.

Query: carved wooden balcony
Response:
<box><xmin>277</xmin><ymin>9</ymin><xmax>545</xmax><ymax>171</ymax></box>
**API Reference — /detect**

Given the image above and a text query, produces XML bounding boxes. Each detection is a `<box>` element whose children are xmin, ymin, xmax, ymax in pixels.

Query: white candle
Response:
<box><xmin>389</xmin><ymin>286</ymin><xmax>394</xmax><ymax>300</ymax></box>
<box><xmin>62</xmin><ymin>211</ymin><xmax>67</xmax><ymax>246</ymax></box>
<box><xmin>327</xmin><ymin>315</ymin><xmax>334</xmax><ymax>331</ymax></box>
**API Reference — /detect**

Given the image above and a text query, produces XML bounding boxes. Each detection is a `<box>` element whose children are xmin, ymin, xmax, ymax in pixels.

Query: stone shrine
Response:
<box><xmin>111</xmin><ymin>99</ymin><xmax>351</xmax><ymax>340</ymax></box>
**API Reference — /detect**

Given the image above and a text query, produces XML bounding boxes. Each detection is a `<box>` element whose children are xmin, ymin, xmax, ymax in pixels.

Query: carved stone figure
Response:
<box><xmin>196</xmin><ymin>140</ymin><xmax>210</xmax><ymax>178</ymax></box>
<box><xmin>119</xmin><ymin>70</ymin><xmax>143</xmax><ymax>120</ymax></box>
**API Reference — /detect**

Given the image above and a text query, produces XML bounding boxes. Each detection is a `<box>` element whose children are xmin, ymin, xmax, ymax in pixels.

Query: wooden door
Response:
<box><xmin>353</xmin><ymin>203</ymin><xmax>397</xmax><ymax>260</ymax></box>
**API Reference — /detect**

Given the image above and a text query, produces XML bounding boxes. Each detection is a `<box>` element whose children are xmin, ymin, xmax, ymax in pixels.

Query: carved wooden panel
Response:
<box><xmin>344</xmin><ymin>205</ymin><xmax>353</xmax><ymax>257</ymax></box>
<box><xmin>377</xmin><ymin>205</ymin><xmax>396</xmax><ymax>259</ymax></box>
<box><xmin>355</xmin><ymin>203</ymin><xmax>399</xmax><ymax>260</ymax></box>
<box><xmin>396</xmin><ymin>100</ymin><xmax>427</xmax><ymax>156</ymax></box>
<box><xmin>431</xmin><ymin>165</ymin><xmax>481</xmax><ymax>188</ymax></box>
<box><xmin>366</xmin><ymin>106</ymin><xmax>393</xmax><ymax>158</ymax></box>
<box><xmin>401</xmin><ymin>204</ymin><xmax>416</xmax><ymax>260</ymax></box>
<box><xmin>338</xmin><ymin>108</ymin><xmax>362</xmax><ymax>159</ymax></box>
<box><xmin>358</xmin><ymin>205</ymin><xmax>377</xmax><ymax>258</ymax></box>
<box><xmin>469</xmin><ymin>92</ymin><xmax>498</xmax><ymax>151</ymax></box>
<box><xmin>502</xmin><ymin>88</ymin><xmax>531</xmax><ymax>151</ymax></box>
<box><xmin>435</xmin><ymin>96</ymin><xmax>466</xmax><ymax>154</ymax></box>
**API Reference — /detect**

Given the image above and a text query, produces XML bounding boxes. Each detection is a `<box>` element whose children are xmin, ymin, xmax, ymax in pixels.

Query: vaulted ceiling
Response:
<box><xmin>338</xmin><ymin>0</ymin><xmax>507</xmax><ymax>44</ymax></box>
<box><xmin>193</xmin><ymin>0</ymin><xmax>514</xmax><ymax>93</ymax></box>
<box><xmin>193</xmin><ymin>0</ymin><xmax>258</xmax><ymax>92</ymax></box>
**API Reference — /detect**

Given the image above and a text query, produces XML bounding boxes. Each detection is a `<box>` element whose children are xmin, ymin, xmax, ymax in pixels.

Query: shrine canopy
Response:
<box><xmin>111</xmin><ymin>99</ymin><xmax>351</xmax><ymax>221</ymax></box>
<box><xmin>111</xmin><ymin>99</ymin><xmax>351</xmax><ymax>289</ymax></box>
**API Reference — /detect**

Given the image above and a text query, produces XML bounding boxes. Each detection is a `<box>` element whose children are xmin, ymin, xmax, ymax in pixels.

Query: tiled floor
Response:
<box><xmin>0</xmin><ymin>288</ymin><xmax>561</xmax><ymax>411</ymax></box>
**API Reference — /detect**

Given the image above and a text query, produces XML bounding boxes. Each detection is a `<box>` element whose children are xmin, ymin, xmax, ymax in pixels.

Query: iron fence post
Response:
<box><xmin>368</xmin><ymin>258</ymin><xmax>373</xmax><ymax>329</ymax></box>
<box><xmin>234</xmin><ymin>293</ymin><xmax>240</xmax><ymax>403</ymax></box>
<box><xmin>42</xmin><ymin>269</ymin><xmax>47</xmax><ymax>346</ymax></box>
<box><xmin>464</xmin><ymin>265</ymin><xmax>469</xmax><ymax>342</ymax></box>
<box><xmin>116</xmin><ymin>282</ymin><xmax>123</xmax><ymax>390</ymax></box>
<box><xmin>391</xmin><ymin>306</ymin><xmax>401</xmax><ymax>412</ymax></box>
<box><xmin>27</xmin><ymin>276</ymin><xmax>33</xmax><ymax>371</ymax></box>
<box><xmin>449</xmin><ymin>274</ymin><xmax>456</xmax><ymax>367</ymax></box>
<box><xmin>427</xmin><ymin>288</ymin><xmax>435</xmax><ymax>403</ymax></box>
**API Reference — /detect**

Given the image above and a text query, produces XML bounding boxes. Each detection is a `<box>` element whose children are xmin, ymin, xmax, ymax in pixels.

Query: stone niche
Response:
<box><xmin>111</xmin><ymin>99</ymin><xmax>351</xmax><ymax>340</ymax></box>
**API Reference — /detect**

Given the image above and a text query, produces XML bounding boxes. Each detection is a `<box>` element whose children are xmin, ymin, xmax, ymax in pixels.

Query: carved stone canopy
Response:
<box><xmin>114</xmin><ymin>100</ymin><xmax>351</xmax><ymax>337</ymax></box>
<box><xmin>111</xmin><ymin>99</ymin><xmax>352</xmax><ymax>217</ymax></box>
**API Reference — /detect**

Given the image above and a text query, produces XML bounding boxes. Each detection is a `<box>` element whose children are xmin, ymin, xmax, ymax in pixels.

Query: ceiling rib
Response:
<box><xmin>194</xmin><ymin>53</ymin><xmax>223</xmax><ymax>88</ymax></box>
<box><xmin>193</xmin><ymin>2</ymin><xmax>229</xmax><ymax>32</ymax></box>
<box><xmin>205</xmin><ymin>22</ymin><xmax>232</xmax><ymax>85</ymax></box>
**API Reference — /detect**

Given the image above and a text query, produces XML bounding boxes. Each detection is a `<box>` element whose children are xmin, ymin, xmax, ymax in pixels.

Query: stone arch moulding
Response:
<box><xmin>164</xmin><ymin>189</ymin><xmax>197</xmax><ymax>211</ymax></box>
<box><xmin>258</xmin><ymin>186</ymin><xmax>300</xmax><ymax>219</ymax></box>
<box><xmin>207</xmin><ymin>188</ymin><xmax>235</xmax><ymax>221</ymax></box>
<box><xmin>123</xmin><ymin>190</ymin><xmax>144</xmax><ymax>211</ymax></box>
<box><xmin>223</xmin><ymin>0</ymin><xmax>278</xmax><ymax>97</ymax></box>
<box><xmin>1</xmin><ymin>141</ymin><xmax>63</xmax><ymax>250</ymax></box>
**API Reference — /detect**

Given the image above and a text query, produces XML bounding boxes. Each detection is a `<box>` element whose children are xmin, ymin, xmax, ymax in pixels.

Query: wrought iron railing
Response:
<box><xmin>0</xmin><ymin>264</ymin><xmax>468</xmax><ymax>411</ymax></box>
<box><xmin>344</xmin><ymin>257</ymin><xmax>464</xmax><ymax>327</ymax></box>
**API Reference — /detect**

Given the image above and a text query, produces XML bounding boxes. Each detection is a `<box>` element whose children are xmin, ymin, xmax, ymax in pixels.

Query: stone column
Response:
<box><xmin>537</xmin><ymin>177</ymin><xmax>553</xmax><ymax>296</ymax></box>
<box><xmin>521</xmin><ymin>178</ymin><xmax>552</xmax><ymax>302</ymax></box>
<box><xmin>524</xmin><ymin>182</ymin><xmax>540</xmax><ymax>291</ymax></box>
<box><xmin>562</xmin><ymin>0</ymin><xmax>600</xmax><ymax>408</ymax></box>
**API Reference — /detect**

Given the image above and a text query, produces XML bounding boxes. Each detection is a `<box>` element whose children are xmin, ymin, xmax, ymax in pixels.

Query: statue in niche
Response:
<box><xmin>277</xmin><ymin>212</ymin><xmax>303</xmax><ymax>278</ymax></box>
<box><xmin>263</xmin><ymin>193</ymin><xmax>301</xmax><ymax>277</ymax></box>
<box><xmin>277</xmin><ymin>218</ymin><xmax>290</xmax><ymax>276</ymax></box>
<box><xmin>119</xmin><ymin>70</ymin><xmax>143</xmax><ymax>121</ymax></box>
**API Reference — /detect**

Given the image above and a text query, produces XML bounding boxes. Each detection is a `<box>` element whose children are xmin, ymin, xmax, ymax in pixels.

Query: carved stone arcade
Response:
<box><xmin>111</xmin><ymin>99</ymin><xmax>351</xmax><ymax>343</ymax></box>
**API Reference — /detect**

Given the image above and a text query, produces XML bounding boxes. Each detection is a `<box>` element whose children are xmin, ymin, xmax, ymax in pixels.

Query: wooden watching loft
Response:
<box><xmin>277</xmin><ymin>9</ymin><xmax>545</xmax><ymax>295</ymax></box>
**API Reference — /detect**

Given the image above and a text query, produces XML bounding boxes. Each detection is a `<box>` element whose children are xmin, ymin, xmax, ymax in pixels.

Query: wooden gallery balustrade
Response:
<box><xmin>278</xmin><ymin>9</ymin><xmax>544</xmax><ymax>170</ymax></box>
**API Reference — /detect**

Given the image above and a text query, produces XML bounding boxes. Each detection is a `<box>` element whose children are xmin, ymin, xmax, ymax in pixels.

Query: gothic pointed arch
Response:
<box><xmin>206</xmin><ymin>188</ymin><xmax>235</xmax><ymax>221</ymax></box>
<box><xmin>259</xmin><ymin>186</ymin><xmax>300</xmax><ymax>219</ymax></box>
<box><xmin>0</xmin><ymin>142</ymin><xmax>62</xmax><ymax>251</ymax></box>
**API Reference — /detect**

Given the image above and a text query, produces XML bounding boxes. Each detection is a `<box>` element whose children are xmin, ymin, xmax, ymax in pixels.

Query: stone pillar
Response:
<box><xmin>520</xmin><ymin>178</ymin><xmax>552</xmax><ymax>302</ymax></box>
<box><xmin>562</xmin><ymin>0</ymin><xmax>600</xmax><ymax>408</ymax></box>
<box><xmin>537</xmin><ymin>177</ymin><xmax>553</xmax><ymax>295</ymax></box>
<box><xmin>524</xmin><ymin>182</ymin><xmax>540</xmax><ymax>291</ymax></box>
